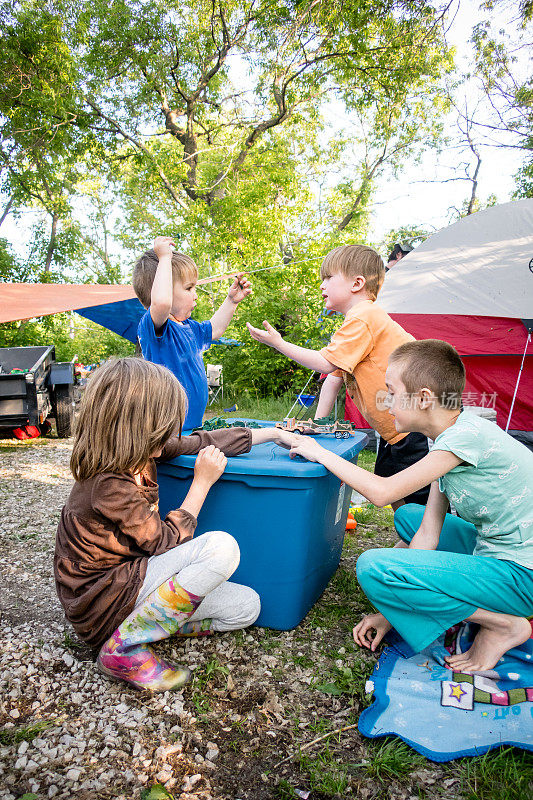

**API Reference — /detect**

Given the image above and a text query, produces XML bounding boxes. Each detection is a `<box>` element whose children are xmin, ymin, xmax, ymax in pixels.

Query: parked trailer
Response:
<box><xmin>0</xmin><ymin>345</ymin><xmax>75</xmax><ymax>437</ymax></box>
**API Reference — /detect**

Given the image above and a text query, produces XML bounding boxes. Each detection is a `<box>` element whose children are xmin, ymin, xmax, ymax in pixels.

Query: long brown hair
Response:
<box><xmin>70</xmin><ymin>358</ymin><xmax>187</xmax><ymax>481</ymax></box>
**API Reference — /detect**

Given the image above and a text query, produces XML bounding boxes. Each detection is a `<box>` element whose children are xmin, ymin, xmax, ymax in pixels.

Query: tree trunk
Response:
<box><xmin>0</xmin><ymin>195</ymin><xmax>14</xmax><ymax>227</ymax></box>
<box><xmin>44</xmin><ymin>212</ymin><xmax>58</xmax><ymax>273</ymax></box>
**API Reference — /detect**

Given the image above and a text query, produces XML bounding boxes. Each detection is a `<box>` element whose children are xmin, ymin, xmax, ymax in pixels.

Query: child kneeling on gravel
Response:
<box><xmin>54</xmin><ymin>357</ymin><xmax>292</xmax><ymax>692</ymax></box>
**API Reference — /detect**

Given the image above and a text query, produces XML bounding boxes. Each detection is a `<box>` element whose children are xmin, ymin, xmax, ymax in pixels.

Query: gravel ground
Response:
<box><xmin>0</xmin><ymin>437</ymin><xmax>465</xmax><ymax>800</ymax></box>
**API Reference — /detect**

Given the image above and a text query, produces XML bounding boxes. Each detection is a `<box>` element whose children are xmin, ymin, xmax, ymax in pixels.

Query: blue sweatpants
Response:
<box><xmin>356</xmin><ymin>504</ymin><xmax>533</xmax><ymax>653</ymax></box>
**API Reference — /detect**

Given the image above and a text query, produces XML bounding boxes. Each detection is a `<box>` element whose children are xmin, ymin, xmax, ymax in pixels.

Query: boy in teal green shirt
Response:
<box><xmin>286</xmin><ymin>339</ymin><xmax>533</xmax><ymax>673</ymax></box>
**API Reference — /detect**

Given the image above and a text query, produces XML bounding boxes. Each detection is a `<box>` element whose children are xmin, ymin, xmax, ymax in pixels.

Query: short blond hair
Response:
<box><xmin>320</xmin><ymin>245</ymin><xmax>385</xmax><ymax>300</ymax></box>
<box><xmin>389</xmin><ymin>340</ymin><xmax>466</xmax><ymax>409</ymax></box>
<box><xmin>70</xmin><ymin>357</ymin><xmax>187</xmax><ymax>481</ymax></box>
<box><xmin>133</xmin><ymin>249</ymin><xmax>198</xmax><ymax>308</ymax></box>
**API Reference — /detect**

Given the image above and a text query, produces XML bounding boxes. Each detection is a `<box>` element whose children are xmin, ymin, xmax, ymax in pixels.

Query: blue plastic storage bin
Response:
<box><xmin>157</xmin><ymin>422</ymin><xmax>367</xmax><ymax>630</ymax></box>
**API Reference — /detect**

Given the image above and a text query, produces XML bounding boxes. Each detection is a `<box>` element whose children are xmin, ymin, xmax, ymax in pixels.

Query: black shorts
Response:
<box><xmin>375</xmin><ymin>432</ymin><xmax>430</xmax><ymax>505</ymax></box>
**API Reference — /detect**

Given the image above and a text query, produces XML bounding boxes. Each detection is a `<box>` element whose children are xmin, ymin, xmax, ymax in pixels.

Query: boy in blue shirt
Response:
<box><xmin>133</xmin><ymin>236</ymin><xmax>251</xmax><ymax>430</ymax></box>
<box><xmin>286</xmin><ymin>339</ymin><xmax>533</xmax><ymax>672</ymax></box>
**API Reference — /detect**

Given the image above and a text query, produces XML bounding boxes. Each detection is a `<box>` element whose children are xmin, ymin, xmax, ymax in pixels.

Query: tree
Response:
<box><xmin>468</xmin><ymin>1</ymin><xmax>533</xmax><ymax>199</ymax></box>
<box><xmin>0</xmin><ymin>1</ymin><xmax>455</xmax><ymax>390</ymax></box>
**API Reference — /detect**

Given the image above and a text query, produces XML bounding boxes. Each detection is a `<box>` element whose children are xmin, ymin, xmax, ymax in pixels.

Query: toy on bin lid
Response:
<box><xmin>194</xmin><ymin>417</ymin><xmax>262</xmax><ymax>432</ymax></box>
<box><xmin>275</xmin><ymin>417</ymin><xmax>357</xmax><ymax>439</ymax></box>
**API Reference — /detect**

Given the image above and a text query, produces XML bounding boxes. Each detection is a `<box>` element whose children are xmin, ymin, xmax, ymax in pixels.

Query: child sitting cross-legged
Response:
<box><xmin>286</xmin><ymin>340</ymin><xmax>533</xmax><ymax>672</ymax></box>
<box><xmin>54</xmin><ymin>357</ymin><xmax>294</xmax><ymax>692</ymax></box>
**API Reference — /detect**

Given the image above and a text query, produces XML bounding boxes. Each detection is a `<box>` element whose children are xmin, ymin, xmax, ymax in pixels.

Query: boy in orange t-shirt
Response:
<box><xmin>247</xmin><ymin>244</ymin><xmax>430</xmax><ymax>507</ymax></box>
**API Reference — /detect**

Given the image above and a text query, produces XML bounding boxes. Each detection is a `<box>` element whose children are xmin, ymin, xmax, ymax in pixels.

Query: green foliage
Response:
<box><xmin>1</xmin><ymin>0</ymin><xmax>453</xmax><ymax>294</ymax></box>
<box><xmin>141</xmin><ymin>786</ymin><xmax>174</xmax><ymax>800</ymax></box>
<box><xmin>0</xmin><ymin>719</ymin><xmax>55</xmax><ymax>746</ymax></box>
<box><xmin>381</xmin><ymin>225</ymin><xmax>430</xmax><ymax>257</ymax></box>
<box><xmin>470</xmin><ymin>11</ymin><xmax>533</xmax><ymax>201</ymax></box>
<box><xmin>298</xmin><ymin>745</ymin><xmax>352</xmax><ymax>796</ymax></box>
<box><xmin>0</xmin><ymin>314</ymin><xmax>134</xmax><ymax>364</ymax></box>
<box><xmin>314</xmin><ymin>658</ymin><xmax>373</xmax><ymax>704</ymax></box>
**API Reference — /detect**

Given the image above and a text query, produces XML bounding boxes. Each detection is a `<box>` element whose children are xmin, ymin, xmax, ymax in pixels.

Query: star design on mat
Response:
<box><xmin>449</xmin><ymin>683</ymin><xmax>467</xmax><ymax>701</ymax></box>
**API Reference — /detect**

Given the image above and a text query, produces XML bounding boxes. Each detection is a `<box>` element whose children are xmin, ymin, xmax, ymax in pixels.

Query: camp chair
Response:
<box><xmin>206</xmin><ymin>363</ymin><xmax>223</xmax><ymax>405</ymax></box>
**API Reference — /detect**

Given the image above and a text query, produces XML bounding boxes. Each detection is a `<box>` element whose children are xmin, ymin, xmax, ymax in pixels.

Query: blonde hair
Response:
<box><xmin>133</xmin><ymin>249</ymin><xmax>198</xmax><ymax>308</ymax></box>
<box><xmin>389</xmin><ymin>340</ymin><xmax>466</xmax><ymax>409</ymax></box>
<box><xmin>320</xmin><ymin>245</ymin><xmax>385</xmax><ymax>300</ymax></box>
<box><xmin>70</xmin><ymin>358</ymin><xmax>187</xmax><ymax>481</ymax></box>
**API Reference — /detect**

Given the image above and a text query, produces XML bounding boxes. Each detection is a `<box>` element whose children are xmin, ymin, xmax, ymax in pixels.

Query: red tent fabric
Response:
<box><xmin>392</xmin><ymin>315</ymin><xmax>532</xmax><ymax>432</ymax></box>
<box><xmin>344</xmin><ymin>315</ymin><xmax>532</xmax><ymax>432</ymax></box>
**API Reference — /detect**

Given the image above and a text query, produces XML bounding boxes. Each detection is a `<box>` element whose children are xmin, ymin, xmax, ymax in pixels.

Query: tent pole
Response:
<box><xmin>505</xmin><ymin>330</ymin><xmax>531</xmax><ymax>432</ymax></box>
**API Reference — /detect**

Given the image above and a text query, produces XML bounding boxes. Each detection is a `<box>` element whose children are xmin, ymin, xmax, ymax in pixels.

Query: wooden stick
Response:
<box><xmin>274</xmin><ymin>723</ymin><xmax>360</xmax><ymax>767</ymax></box>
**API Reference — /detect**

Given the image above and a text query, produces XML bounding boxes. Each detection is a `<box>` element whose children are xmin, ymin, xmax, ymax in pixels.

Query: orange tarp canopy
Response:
<box><xmin>0</xmin><ymin>283</ymin><xmax>137</xmax><ymax>324</ymax></box>
<box><xmin>0</xmin><ymin>272</ymin><xmax>239</xmax><ymax>324</ymax></box>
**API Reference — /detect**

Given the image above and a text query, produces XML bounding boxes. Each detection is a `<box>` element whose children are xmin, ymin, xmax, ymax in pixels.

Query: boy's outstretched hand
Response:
<box><xmin>228</xmin><ymin>273</ymin><xmax>252</xmax><ymax>305</ymax></box>
<box><xmin>246</xmin><ymin>320</ymin><xmax>283</xmax><ymax>349</ymax></box>
<box><xmin>353</xmin><ymin>613</ymin><xmax>392</xmax><ymax>652</ymax></box>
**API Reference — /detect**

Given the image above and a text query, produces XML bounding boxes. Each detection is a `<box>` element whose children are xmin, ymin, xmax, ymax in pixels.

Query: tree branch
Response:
<box><xmin>83</xmin><ymin>95</ymin><xmax>189</xmax><ymax>211</ymax></box>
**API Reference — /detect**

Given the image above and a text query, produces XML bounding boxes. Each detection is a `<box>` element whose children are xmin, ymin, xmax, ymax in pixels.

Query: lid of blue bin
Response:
<box><xmin>174</xmin><ymin>420</ymin><xmax>368</xmax><ymax>477</ymax></box>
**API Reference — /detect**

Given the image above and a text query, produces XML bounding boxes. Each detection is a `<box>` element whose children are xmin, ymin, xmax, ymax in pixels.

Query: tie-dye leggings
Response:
<box><xmin>134</xmin><ymin>530</ymin><xmax>261</xmax><ymax>634</ymax></box>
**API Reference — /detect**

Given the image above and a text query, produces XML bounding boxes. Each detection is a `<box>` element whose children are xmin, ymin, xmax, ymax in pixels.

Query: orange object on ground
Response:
<box><xmin>13</xmin><ymin>425</ymin><xmax>41</xmax><ymax>440</ymax></box>
<box><xmin>345</xmin><ymin>518</ymin><xmax>357</xmax><ymax>531</ymax></box>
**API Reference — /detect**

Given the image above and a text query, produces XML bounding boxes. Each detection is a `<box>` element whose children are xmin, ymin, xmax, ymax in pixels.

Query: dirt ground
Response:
<box><xmin>0</xmin><ymin>435</ymin><xmax>527</xmax><ymax>800</ymax></box>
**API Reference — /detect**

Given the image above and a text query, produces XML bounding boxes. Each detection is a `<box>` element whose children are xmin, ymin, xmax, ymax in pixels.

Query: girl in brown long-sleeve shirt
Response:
<box><xmin>55</xmin><ymin>357</ymin><xmax>292</xmax><ymax>692</ymax></box>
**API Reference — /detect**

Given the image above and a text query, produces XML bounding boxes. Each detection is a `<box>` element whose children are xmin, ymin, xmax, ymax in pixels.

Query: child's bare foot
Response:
<box><xmin>445</xmin><ymin>615</ymin><xmax>531</xmax><ymax>673</ymax></box>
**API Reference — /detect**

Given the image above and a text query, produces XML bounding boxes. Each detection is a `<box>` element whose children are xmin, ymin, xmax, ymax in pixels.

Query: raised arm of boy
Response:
<box><xmin>150</xmin><ymin>236</ymin><xmax>175</xmax><ymax>329</ymax></box>
<box><xmin>247</xmin><ymin>320</ymin><xmax>336</xmax><ymax>373</ymax></box>
<box><xmin>210</xmin><ymin>273</ymin><xmax>252</xmax><ymax>340</ymax></box>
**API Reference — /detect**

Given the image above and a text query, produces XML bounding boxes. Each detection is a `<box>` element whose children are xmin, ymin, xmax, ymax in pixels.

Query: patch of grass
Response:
<box><xmin>298</xmin><ymin>745</ymin><xmax>351</xmax><ymax>796</ymax></box>
<box><xmin>208</xmin><ymin>391</ymin><xmax>301</xmax><ymax>422</ymax></box>
<box><xmin>307</xmin><ymin>600</ymin><xmax>347</xmax><ymax>627</ymax></box>
<box><xmin>313</xmin><ymin>658</ymin><xmax>374</xmax><ymax>705</ymax></box>
<box><xmin>0</xmin><ymin>438</ymin><xmax>51</xmax><ymax>451</ymax></box>
<box><xmin>276</xmin><ymin>778</ymin><xmax>298</xmax><ymax>799</ymax></box>
<box><xmin>190</xmin><ymin>656</ymin><xmax>229</xmax><ymax>717</ymax></box>
<box><xmin>453</xmin><ymin>747</ymin><xmax>533</xmax><ymax>800</ymax></box>
<box><xmin>60</xmin><ymin>630</ymin><xmax>84</xmax><ymax>650</ymax></box>
<box><xmin>257</xmin><ymin>629</ymin><xmax>284</xmax><ymax>653</ymax></box>
<box><xmin>356</xmin><ymin>449</ymin><xmax>377</xmax><ymax>472</ymax></box>
<box><xmin>363</xmin><ymin>738</ymin><xmax>427</xmax><ymax>782</ymax></box>
<box><xmin>0</xmin><ymin>719</ymin><xmax>55</xmax><ymax>745</ymax></box>
<box><xmin>291</xmin><ymin>652</ymin><xmax>314</xmax><ymax>669</ymax></box>
<box><xmin>352</xmin><ymin>504</ymin><xmax>394</xmax><ymax>530</ymax></box>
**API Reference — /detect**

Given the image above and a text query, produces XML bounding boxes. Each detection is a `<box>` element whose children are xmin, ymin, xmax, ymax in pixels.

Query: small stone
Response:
<box><xmin>62</xmin><ymin>653</ymin><xmax>74</xmax><ymax>667</ymax></box>
<box><xmin>206</xmin><ymin>748</ymin><xmax>219</xmax><ymax>761</ymax></box>
<box><xmin>18</xmin><ymin>740</ymin><xmax>29</xmax><ymax>755</ymax></box>
<box><xmin>132</xmin><ymin>742</ymin><xmax>142</xmax><ymax>756</ymax></box>
<box><xmin>9</xmin><ymin>709</ymin><xmax>20</xmax><ymax>719</ymax></box>
<box><xmin>15</xmin><ymin>755</ymin><xmax>28</xmax><ymax>769</ymax></box>
<box><xmin>66</xmin><ymin>767</ymin><xmax>82</xmax><ymax>781</ymax></box>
